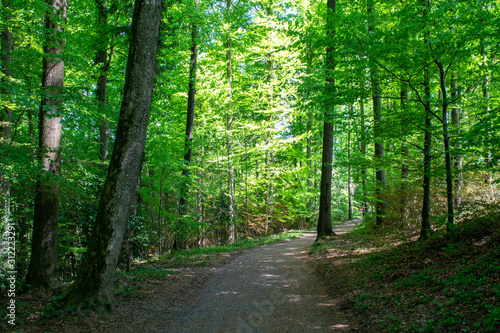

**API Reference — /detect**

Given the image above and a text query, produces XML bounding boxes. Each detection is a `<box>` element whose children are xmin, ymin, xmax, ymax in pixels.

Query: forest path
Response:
<box><xmin>27</xmin><ymin>219</ymin><xmax>362</xmax><ymax>333</ymax></box>
<box><xmin>163</xmin><ymin>219</ymin><xmax>362</xmax><ymax>332</ymax></box>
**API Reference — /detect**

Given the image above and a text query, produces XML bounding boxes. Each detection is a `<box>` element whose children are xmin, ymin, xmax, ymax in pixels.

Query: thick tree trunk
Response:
<box><xmin>96</xmin><ymin>0</ymin><xmax>110</xmax><ymax>161</ymax></box>
<box><xmin>317</xmin><ymin>0</ymin><xmax>336</xmax><ymax>240</ymax></box>
<box><xmin>64</xmin><ymin>0</ymin><xmax>161</xmax><ymax>313</ymax></box>
<box><xmin>435</xmin><ymin>59</ymin><xmax>455</xmax><ymax>233</ymax></box>
<box><xmin>175</xmin><ymin>22</ymin><xmax>198</xmax><ymax>250</ymax></box>
<box><xmin>27</xmin><ymin>0</ymin><xmax>67</xmax><ymax>289</ymax></box>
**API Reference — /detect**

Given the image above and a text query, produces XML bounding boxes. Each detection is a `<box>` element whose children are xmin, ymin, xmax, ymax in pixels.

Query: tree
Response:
<box><xmin>1</xmin><ymin>0</ymin><xmax>13</xmax><ymax>229</ymax></box>
<box><xmin>225</xmin><ymin>0</ymin><xmax>236</xmax><ymax>243</ymax></box>
<box><xmin>175</xmin><ymin>13</ymin><xmax>199</xmax><ymax>250</ymax></box>
<box><xmin>95</xmin><ymin>0</ymin><xmax>113</xmax><ymax>161</ymax></box>
<box><xmin>27</xmin><ymin>0</ymin><xmax>67</xmax><ymax>289</ymax></box>
<box><xmin>64</xmin><ymin>0</ymin><xmax>162</xmax><ymax>313</ymax></box>
<box><xmin>316</xmin><ymin>0</ymin><xmax>336</xmax><ymax>240</ymax></box>
<box><xmin>367</xmin><ymin>0</ymin><xmax>387</xmax><ymax>226</ymax></box>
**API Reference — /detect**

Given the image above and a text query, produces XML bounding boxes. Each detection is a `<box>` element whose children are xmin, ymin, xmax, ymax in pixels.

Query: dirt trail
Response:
<box><xmin>20</xmin><ymin>220</ymin><xmax>362</xmax><ymax>333</ymax></box>
<box><xmin>163</xmin><ymin>220</ymin><xmax>361</xmax><ymax>332</ymax></box>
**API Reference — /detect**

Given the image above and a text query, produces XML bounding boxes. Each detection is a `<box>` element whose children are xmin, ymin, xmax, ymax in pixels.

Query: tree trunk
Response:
<box><xmin>27</xmin><ymin>0</ymin><xmax>67</xmax><ymax>289</ymax></box>
<box><xmin>265</xmin><ymin>56</ymin><xmax>275</xmax><ymax>236</ymax></box>
<box><xmin>64</xmin><ymin>0</ymin><xmax>161</xmax><ymax>313</ymax></box>
<box><xmin>420</xmin><ymin>66</ymin><xmax>433</xmax><ymax>241</ymax></box>
<box><xmin>359</xmin><ymin>99</ymin><xmax>368</xmax><ymax>216</ymax></box>
<box><xmin>1</xmin><ymin>0</ymin><xmax>13</xmax><ymax>143</ymax></box>
<box><xmin>305</xmin><ymin>34</ymin><xmax>313</xmax><ymax>226</ymax></box>
<box><xmin>96</xmin><ymin>0</ymin><xmax>111</xmax><ymax>161</ymax></box>
<box><xmin>481</xmin><ymin>36</ymin><xmax>493</xmax><ymax>198</ymax></box>
<box><xmin>435</xmin><ymin>59</ymin><xmax>455</xmax><ymax>233</ymax></box>
<box><xmin>400</xmin><ymin>85</ymin><xmax>409</xmax><ymax>224</ymax></box>
<box><xmin>317</xmin><ymin>0</ymin><xmax>336</xmax><ymax>240</ymax></box>
<box><xmin>450</xmin><ymin>71</ymin><xmax>462</xmax><ymax>209</ymax></box>
<box><xmin>1</xmin><ymin>0</ymin><xmax>13</xmax><ymax>232</ymax></box>
<box><xmin>348</xmin><ymin>107</ymin><xmax>353</xmax><ymax>221</ymax></box>
<box><xmin>226</xmin><ymin>0</ymin><xmax>236</xmax><ymax>243</ymax></box>
<box><xmin>368</xmin><ymin>0</ymin><xmax>386</xmax><ymax>226</ymax></box>
<box><xmin>175</xmin><ymin>22</ymin><xmax>198</xmax><ymax>250</ymax></box>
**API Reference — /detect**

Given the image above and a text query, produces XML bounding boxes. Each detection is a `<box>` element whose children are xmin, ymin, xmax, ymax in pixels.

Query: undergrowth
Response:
<box><xmin>313</xmin><ymin>208</ymin><xmax>500</xmax><ymax>332</ymax></box>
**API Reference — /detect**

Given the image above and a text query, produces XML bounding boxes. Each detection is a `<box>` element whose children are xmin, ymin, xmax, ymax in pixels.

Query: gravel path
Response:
<box><xmin>165</xmin><ymin>221</ymin><xmax>361</xmax><ymax>332</ymax></box>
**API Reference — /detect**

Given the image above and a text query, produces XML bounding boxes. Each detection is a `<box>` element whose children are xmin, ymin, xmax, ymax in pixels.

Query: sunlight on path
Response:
<box><xmin>166</xmin><ymin>232</ymin><xmax>352</xmax><ymax>332</ymax></box>
<box><xmin>333</xmin><ymin>218</ymin><xmax>363</xmax><ymax>235</ymax></box>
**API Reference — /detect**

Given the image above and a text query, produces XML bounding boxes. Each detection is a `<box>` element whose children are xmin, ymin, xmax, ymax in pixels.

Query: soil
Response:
<box><xmin>7</xmin><ymin>221</ymin><xmax>363</xmax><ymax>333</ymax></box>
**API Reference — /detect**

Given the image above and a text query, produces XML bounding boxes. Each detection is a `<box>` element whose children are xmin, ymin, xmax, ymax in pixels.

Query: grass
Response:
<box><xmin>312</xmin><ymin>208</ymin><xmax>500</xmax><ymax>332</ymax></box>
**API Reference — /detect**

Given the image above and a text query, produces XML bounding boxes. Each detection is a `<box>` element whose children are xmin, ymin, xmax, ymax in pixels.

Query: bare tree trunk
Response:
<box><xmin>265</xmin><ymin>56</ymin><xmax>275</xmax><ymax>236</ymax></box>
<box><xmin>435</xmin><ymin>59</ymin><xmax>455</xmax><ymax>233</ymax></box>
<box><xmin>420</xmin><ymin>66</ymin><xmax>433</xmax><ymax>241</ymax></box>
<box><xmin>358</xmin><ymin>99</ymin><xmax>368</xmax><ymax>216</ymax></box>
<box><xmin>27</xmin><ymin>0</ymin><xmax>67</xmax><ymax>289</ymax></box>
<box><xmin>64</xmin><ymin>0</ymin><xmax>161</xmax><ymax>313</ymax></box>
<box><xmin>1</xmin><ymin>0</ymin><xmax>13</xmax><ymax>233</ymax></box>
<box><xmin>400</xmin><ymin>85</ymin><xmax>409</xmax><ymax>224</ymax></box>
<box><xmin>368</xmin><ymin>0</ymin><xmax>386</xmax><ymax>226</ymax></box>
<box><xmin>1</xmin><ymin>0</ymin><xmax>13</xmax><ymax>143</ymax></box>
<box><xmin>481</xmin><ymin>36</ymin><xmax>494</xmax><ymax>199</ymax></box>
<box><xmin>175</xmin><ymin>22</ymin><xmax>198</xmax><ymax>250</ymax></box>
<box><xmin>226</xmin><ymin>0</ymin><xmax>236</xmax><ymax>243</ymax></box>
<box><xmin>317</xmin><ymin>0</ymin><xmax>336</xmax><ymax>240</ymax></box>
<box><xmin>348</xmin><ymin>106</ymin><xmax>353</xmax><ymax>220</ymax></box>
<box><xmin>450</xmin><ymin>71</ymin><xmax>462</xmax><ymax>208</ymax></box>
<box><xmin>305</xmin><ymin>34</ymin><xmax>313</xmax><ymax>226</ymax></box>
<box><xmin>96</xmin><ymin>0</ymin><xmax>111</xmax><ymax>161</ymax></box>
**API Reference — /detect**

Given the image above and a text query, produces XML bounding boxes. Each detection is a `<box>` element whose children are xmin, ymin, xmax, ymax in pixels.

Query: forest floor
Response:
<box><xmin>312</xmin><ymin>210</ymin><xmax>500</xmax><ymax>332</ymax></box>
<box><xmin>4</xmin><ymin>212</ymin><xmax>499</xmax><ymax>332</ymax></box>
<box><xmin>5</xmin><ymin>223</ymin><xmax>359</xmax><ymax>333</ymax></box>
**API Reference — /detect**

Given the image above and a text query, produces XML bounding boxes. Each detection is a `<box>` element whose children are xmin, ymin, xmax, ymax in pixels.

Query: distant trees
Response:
<box><xmin>0</xmin><ymin>0</ymin><xmax>496</xmax><ymax>307</ymax></box>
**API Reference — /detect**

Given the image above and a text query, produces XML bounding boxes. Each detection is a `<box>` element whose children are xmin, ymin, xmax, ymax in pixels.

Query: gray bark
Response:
<box><xmin>226</xmin><ymin>0</ymin><xmax>235</xmax><ymax>243</ymax></box>
<box><xmin>96</xmin><ymin>0</ymin><xmax>111</xmax><ymax>161</ymax></box>
<box><xmin>27</xmin><ymin>0</ymin><xmax>67</xmax><ymax>289</ymax></box>
<box><xmin>317</xmin><ymin>0</ymin><xmax>336</xmax><ymax>240</ymax></box>
<box><xmin>64</xmin><ymin>0</ymin><xmax>161</xmax><ymax>313</ymax></box>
